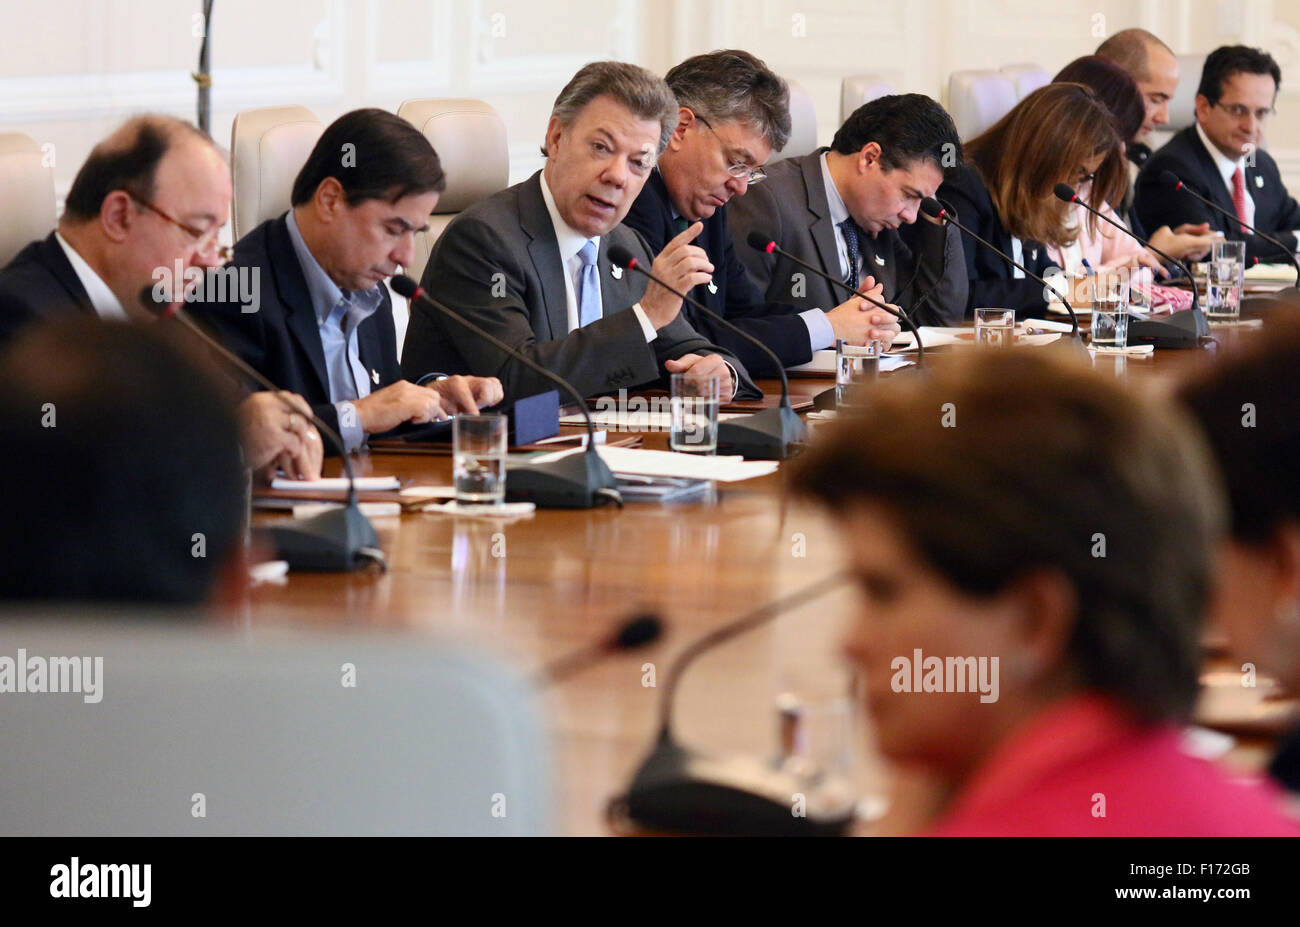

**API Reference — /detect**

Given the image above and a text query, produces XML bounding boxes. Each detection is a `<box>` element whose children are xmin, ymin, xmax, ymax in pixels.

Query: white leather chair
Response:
<box><xmin>1000</xmin><ymin>63</ymin><xmax>1050</xmax><ymax>100</ymax></box>
<box><xmin>0</xmin><ymin>132</ymin><xmax>56</xmax><ymax>267</ymax></box>
<box><xmin>771</xmin><ymin>79</ymin><xmax>818</xmax><ymax>161</ymax></box>
<box><xmin>0</xmin><ymin>617</ymin><xmax>551</xmax><ymax>835</ymax></box>
<box><xmin>946</xmin><ymin>70</ymin><xmax>1018</xmax><ymax>140</ymax></box>
<box><xmin>395</xmin><ymin>98</ymin><xmax>509</xmax><ymax>283</ymax></box>
<box><xmin>230</xmin><ymin>105</ymin><xmax>323</xmax><ymax>240</ymax></box>
<box><xmin>840</xmin><ymin>75</ymin><xmax>895</xmax><ymax>123</ymax></box>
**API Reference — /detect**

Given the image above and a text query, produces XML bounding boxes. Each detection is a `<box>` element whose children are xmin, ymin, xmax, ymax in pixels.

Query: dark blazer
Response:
<box><xmin>1135</xmin><ymin>125</ymin><xmax>1300</xmax><ymax>263</ymax></box>
<box><xmin>186</xmin><ymin>214</ymin><xmax>403</xmax><ymax>439</ymax></box>
<box><xmin>728</xmin><ymin>150</ymin><xmax>968</xmax><ymax>328</ymax></box>
<box><xmin>0</xmin><ymin>233</ymin><xmax>98</xmax><ymax>344</ymax></box>
<box><xmin>402</xmin><ymin>171</ymin><xmax>758</xmax><ymax>402</ymax></box>
<box><xmin>622</xmin><ymin>168</ymin><xmax>813</xmax><ymax>376</ymax></box>
<box><xmin>937</xmin><ymin>165</ymin><xmax>1059</xmax><ymax>318</ymax></box>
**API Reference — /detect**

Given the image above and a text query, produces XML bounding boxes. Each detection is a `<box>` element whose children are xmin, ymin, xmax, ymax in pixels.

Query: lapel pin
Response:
<box><xmin>610</xmin><ymin>264</ymin><xmax>623</xmax><ymax>280</ymax></box>
<box><xmin>1256</xmin><ymin>175</ymin><xmax>1265</xmax><ymax>188</ymax></box>
<box><xmin>371</xmin><ymin>369</ymin><xmax>380</xmax><ymax>385</ymax></box>
<box><xmin>1030</xmin><ymin>248</ymin><xmax>1039</xmax><ymax>261</ymax></box>
<box><xmin>874</xmin><ymin>254</ymin><xmax>886</xmax><ymax>266</ymax></box>
<box><xmin>707</xmin><ymin>281</ymin><xmax>718</xmax><ymax>295</ymax></box>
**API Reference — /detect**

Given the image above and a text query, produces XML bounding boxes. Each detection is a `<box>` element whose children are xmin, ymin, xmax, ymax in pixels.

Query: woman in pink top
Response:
<box><xmin>794</xmin><ymin>350</ymin><xmax>1300</xmax><ymax>836</ymax></box>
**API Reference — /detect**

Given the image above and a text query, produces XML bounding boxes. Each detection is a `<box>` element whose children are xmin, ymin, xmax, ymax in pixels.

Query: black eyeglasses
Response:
<box><xmin>126</xmin><ymin>191</ymin><xmax>232</xmax><ymax>263</ymax></box>
<box><xmin>1213</xmin><ymin>101</ymin><xmax>1275</xmax><ymax>123</ymax></box>
<box><xmin>693</xmin><ymin>114</ymin><xmax>767</xmax><ymax>184</ymax></box>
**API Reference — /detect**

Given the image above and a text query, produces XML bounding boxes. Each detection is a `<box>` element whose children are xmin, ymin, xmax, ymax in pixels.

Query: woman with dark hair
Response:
<box><xmin>937</xmin><ymin>83</ymin><xmax>1132</xmax><ymax>316</ymax></box>
<box><xmin>1179</xmin><ymin>308</ymin><xmax>1300</xmax><ymax>796</ymax></box>
<box><xmin>1050</xmin><ymin>56</ymin><xmax>1212</xmax><ymax>273</ymax></box>
<box><xmin>795</xmin><ymin>349</ymin><xmax>1300</xmax><ymax>835</ymax></box>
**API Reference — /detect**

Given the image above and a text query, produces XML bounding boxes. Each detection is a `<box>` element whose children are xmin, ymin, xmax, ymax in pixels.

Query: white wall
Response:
<box><xmin>2</xmin><ymin>0</ymin><xmax>1298</xmax><ymax>206</ymax></box>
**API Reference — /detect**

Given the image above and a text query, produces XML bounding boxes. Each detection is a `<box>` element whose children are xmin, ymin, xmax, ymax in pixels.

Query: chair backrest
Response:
<box><xmin>0</xmin><ymin>616</ymin><xmax>550</xmax><ymax>835</ymax></box>
<box><xmin>840</xmin><ymin>75</ymin><xmax>895</xmax><ymax>123</ymax></box>
<box><xmin>396</xmin><ymin>98</ymin><xmax>509</xmax><ymax>284</ymax></box>
<box><xmin>772</xmin><ymin>79</ymin><xmax>818</xmax><ymax>162</ymax></box>
<box><xmin>1000</xmin><ymin>63</ymin><xmax>1050</xmax><ymax>100</ymax></box>
<box><xmin>0</xmin><ymin>132</ymin><xmax>56</xmax><ymax>267</ymax></box>
<box><xmin>946</xmin><ymin>69</ymin><xmax>1019</xmax><ymax>140</ymax></box>
<box><xmin>230</xmin><ymin>105</ymin><xmax>323</xmax><ymax>240</ymax></box>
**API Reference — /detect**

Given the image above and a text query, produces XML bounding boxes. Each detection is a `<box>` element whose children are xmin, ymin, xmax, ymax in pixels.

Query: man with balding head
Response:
<box><xmin>1097</xmin><ymin>28</ymin><xmax>1215</xmax><ymax>261</ymax></box>
<box><xmin>0</xmin><ymin>115</ymin><xmax>323</xmax><ymax>481</ymax></box>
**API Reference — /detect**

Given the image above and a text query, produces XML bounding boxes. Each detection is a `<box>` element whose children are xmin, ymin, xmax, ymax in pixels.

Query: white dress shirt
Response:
<box><xmin>53</xmin><ymin>232</ymin><xmax>129</xmax><ymax>321</ymax></box>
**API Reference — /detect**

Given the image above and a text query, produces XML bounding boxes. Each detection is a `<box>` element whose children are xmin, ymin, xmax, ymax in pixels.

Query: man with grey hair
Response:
<box><xmin>623</xmin><ymin>50</ymin><xmax>899</xmax><ymax>376</ymax></box>
<box><xmin>402</xmin><ymin>61</ymin><xmax>757</xmax><ymax>403</ymax></box>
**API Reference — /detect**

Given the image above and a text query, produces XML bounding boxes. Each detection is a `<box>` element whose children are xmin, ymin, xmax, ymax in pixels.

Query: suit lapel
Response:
<box><xmin>37</xmin><ymin>233</ymin><xmax>97</xmax><ymax>317</ymax></box>
<box><xmin>266</xmin><ymin>217</ymin><xmax>331</xmax><ymax>398</ymax></box>
<box><xmin>1187</xmin><ymin>128</ymin><xmax>1239</xmax><ymax>217</ymax></box>
<box><xmin>519</xmin><ymin>173</ymin><xmax>569</xmax><ymax>339</ymax></box>
<box><xmin>800</xmin><ymin>153</ymin><xmax>842</xmax><ymax>285</ymax></box>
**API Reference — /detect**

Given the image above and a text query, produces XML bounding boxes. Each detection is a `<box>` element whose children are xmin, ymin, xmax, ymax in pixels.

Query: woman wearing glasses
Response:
<box><xmin>937</xmin><ymin>83</ymin><xmax>1129</xmax><ymax>317</ymax></box>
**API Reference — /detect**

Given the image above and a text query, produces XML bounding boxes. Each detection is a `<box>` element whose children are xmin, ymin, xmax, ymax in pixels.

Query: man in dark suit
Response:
<box><xmin>730</xmin><ymin>93</ymin><xmax>968</xmax><ymax>332</ymax></box>
<box><xmin>402</xmin><ymin>61</ymin><xmax>757</xmax><ymax>403</ymax></box>
<box><xmin>189</xmin><ymin>109</ymin><xmax>501</xmax><ymax>454</ymax></box>
<box><xmin>0</xmin><ymin>113</ymin><xmax>323</xmax><ymax>480</ymax></box>
<box><xmin>622</xmin><ymin>51</ymin><xmax>900</xmax><ymax>377</ymax></box>
<box><xmin>1135</xmin><ymin>45</ymin><xmax>1300</xmax><ymax>264</ymax></box>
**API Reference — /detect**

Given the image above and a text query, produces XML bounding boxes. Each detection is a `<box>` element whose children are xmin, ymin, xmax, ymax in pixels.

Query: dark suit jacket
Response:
<box><xmin>1135</xmin><ymin>125</ymin><xmax>1300</xmax><ymax>263</ymax></box>
<box><xmin>402</xmin><ymin>171</ymin><xmax>758</xmax><ymax>402</ymax></box>
<box><xmin>728</xmin><ymin>151</ymin><xmax>968</xmax><ymax>328</ymax></box>
<box><xmin>937</xmin><ymin>165</ymin><xmax>1059</xmax><ymax>317</ymax></box>
<box><xmin>186</xmin><ymin>214</ymin><xmax>403</xmax><ymax>439</ymax></box>
<box><xmin>0</xmin><ymin>233</ymin><xmax>98</xmax><ymax>344</ymax></box>
<box><xmin>621</xmin><ymin>168</ymin><xmax>813</xmax><ymax>376</ymax></box>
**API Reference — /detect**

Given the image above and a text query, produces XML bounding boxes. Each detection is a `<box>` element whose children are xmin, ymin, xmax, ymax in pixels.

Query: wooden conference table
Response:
<box><xmin>246</xmin><ymin>328</ymin><xmax>1286</xmax><ymax>836</ymax></box>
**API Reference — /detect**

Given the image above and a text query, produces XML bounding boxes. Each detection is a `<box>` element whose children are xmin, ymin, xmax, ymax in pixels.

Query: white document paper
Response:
<box><xmin>527</xmin><ymin>445</ymin><xmax>780</xmax><ymax>482</ymax></box>
<box><xmin>270</xmin><ymin>476</ymin><xmax>401</xmax><ymax>492</ymax></box>
<box><xmin>557</xmin><ymin>410</ymin><xmax>749</xmax><ymax>429</ymax></box>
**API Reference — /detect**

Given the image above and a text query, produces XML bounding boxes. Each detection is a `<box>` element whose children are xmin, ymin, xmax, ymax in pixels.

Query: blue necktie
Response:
<box><xmin>838</xmin><ymin>217</ymin><xmax>862</xmax><ymax>290</ymax></box>
<box><xmin>577</xmin><ymin>240</ymin><xmax>600</xmax><ymax>328</ymax></box>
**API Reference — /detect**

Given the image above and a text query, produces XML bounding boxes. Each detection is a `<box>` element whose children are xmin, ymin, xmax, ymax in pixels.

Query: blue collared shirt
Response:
<box><xmin>285</xmin><ymin>210</ymin><xmax>384</xmax><ymax>452</ymax></box>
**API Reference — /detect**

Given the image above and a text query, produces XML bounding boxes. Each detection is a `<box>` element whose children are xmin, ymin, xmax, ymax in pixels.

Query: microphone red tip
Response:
<box><xmin>627</xmin><ymin>257</ymin><xmax>638</xmax><ymax>270</ymax></box>
<box><xmin>764</xmin><ymin>241</ymin><xmax>775</xmax><ymax>254</ymax></box>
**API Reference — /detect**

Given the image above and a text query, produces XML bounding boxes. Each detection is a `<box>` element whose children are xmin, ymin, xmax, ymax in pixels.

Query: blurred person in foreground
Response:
<box><xmin>0</xmin><ymin>319</ymin><xmax>246</xmax><ymax>605</ymax></box>
<box><xmin>794</xmin><ymin>349</ymin><xmax>1300</xmax><ymax>835</ymax></box>
<box><xmin>1180</xmin><ymin>309</ymin><xmax>1300</xmax><ymax>795</ymax></box>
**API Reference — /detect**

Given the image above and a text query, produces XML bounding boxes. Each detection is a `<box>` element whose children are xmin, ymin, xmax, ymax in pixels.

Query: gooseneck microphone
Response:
<box><xmin>610</xmin><ymin>571</ymin><xmax>857</xmax><ymax>837</ymax></box>
<box><xmin>390</xmin><ymin>274</ymin><xmax>621</xmax><ymax>508</ymax></box>
<box><xmin>534</xmin><ymin>613</ymin><xmax>663</xmax><ymax>686</ymax></box>
<box><xmin>744</xmin><ymin>229</ymin><xmax>925</xmax><ymax>360</ymax></box>
<box><xmin>918</xmin><ymin>196</ymin><xmax>1085</xmax><ymax>346</ymax></box>
<box><xmin>606</xmin><ymin>245</ymin><xmax>806</xmax><ymax>460</ymax></box>
<box><xmin>1053</xmin><ymin>182</ymin><xmax>1209</xmax><ymax>347</ymax></box>
<box><xmin>140</xmin><ymin>285</ymin><xmax>383</xmax><ymax>571</ymax></box>
<box><xmin>1159</xmin><ymin>169</ymin><xmax>1300</xmax><ymax>289</ymax></box>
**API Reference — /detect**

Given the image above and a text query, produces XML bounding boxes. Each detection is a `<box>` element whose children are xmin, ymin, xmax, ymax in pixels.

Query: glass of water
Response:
<box><xmin>1207</xmin><ymin>239</ymin><xmax>1245</xmax><ymax>321</ymax></box>
<box><xmin>453</xmin><ymin>414</ymin><xmax>507</xmax><ymax>506</ymax></box>
<box><xmin>670</xmin><ymin>372</ymin><xmax>720</xmax><ymax>454</ymax></box>
<box><xmin>1090</xmin><ymin>275</ymin><xmax>1129</xmax><ymax>349</ymax></box>
<box><xmin>835</xmin><ymin>338</ymin><xmax>881</xmax><ymax>408</ymax></box>
<box><xmin>973</xmin><ymin>307</ymin><xmax>1015</xmax><ymax>348</ymax></box>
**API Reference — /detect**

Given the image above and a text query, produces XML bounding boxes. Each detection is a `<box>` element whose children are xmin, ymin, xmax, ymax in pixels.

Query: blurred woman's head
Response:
<box><xmin>1180</xmin><ymin>310</ymin><xmax>1300</xmax><ymax>683</ymax></box>
<box><xmin>1053</xmin><ymin>55</ymin><xmax>1146</xmax><ymax>148</ymax></box>
<box><xmin>965</xmin><ymin>83</ymin><xmax>1127</xmax><ymax>249</ymax></box>
<box><xmin>795</xmin><ymin>351</ymin><xmax>1224</xmax><ymax>776</ymax></box>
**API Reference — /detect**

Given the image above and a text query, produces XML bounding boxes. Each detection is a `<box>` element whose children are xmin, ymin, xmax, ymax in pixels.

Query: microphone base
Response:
<box><xmin>1129</xmin><ymin>307</ymin><xmax>1210</xmax><ymax>349</ymax></box>
<box><xmin>617</xmin><ymin>736</ymin><xmax>855</xmax><ymax>837</ymax></box>
<box><xmin>717</xmin><ymin>405</ymin><xmax>807</xmax><ymax>460</ymax></box>
<box><xmin>254</xmin><ymin>503</ymin><xmax>381</xmax><ymax>571</ymax></box>
<box><xmin>506</xmin><ymin>447</ymin><xmax>620</xmax><ymax>508</ymax></box>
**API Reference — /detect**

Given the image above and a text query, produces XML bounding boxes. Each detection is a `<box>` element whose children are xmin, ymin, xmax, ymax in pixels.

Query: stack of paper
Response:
<box><xmin>558</xmin><ymin>410</ymin><xmax>749</xmax><ymax>429</ymax></box>
<box><xmin>269</xmin><ymin>476</ymin><xmax>401</xmax><ymax>491</ymax></box>
<box><xmin>526</xmin><ymin>445</ymin><xmax>780</xmax><ymax>482</ymax></box>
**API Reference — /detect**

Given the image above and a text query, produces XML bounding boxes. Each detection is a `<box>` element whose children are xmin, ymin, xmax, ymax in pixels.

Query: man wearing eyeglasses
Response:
<box><xmin>622</xmin><ymin>50</ymin><xmax>900</xmax><ymax>377</ymax></box>
<box><xmin>1135</xmin><ymin>45</ymin><xmax>1300</xmax><ymax>264</ymax></box>
<box><xmin>0</xmin><ymin>114</ymin><xmax>325</xmax><ymax>482</ymax></box>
